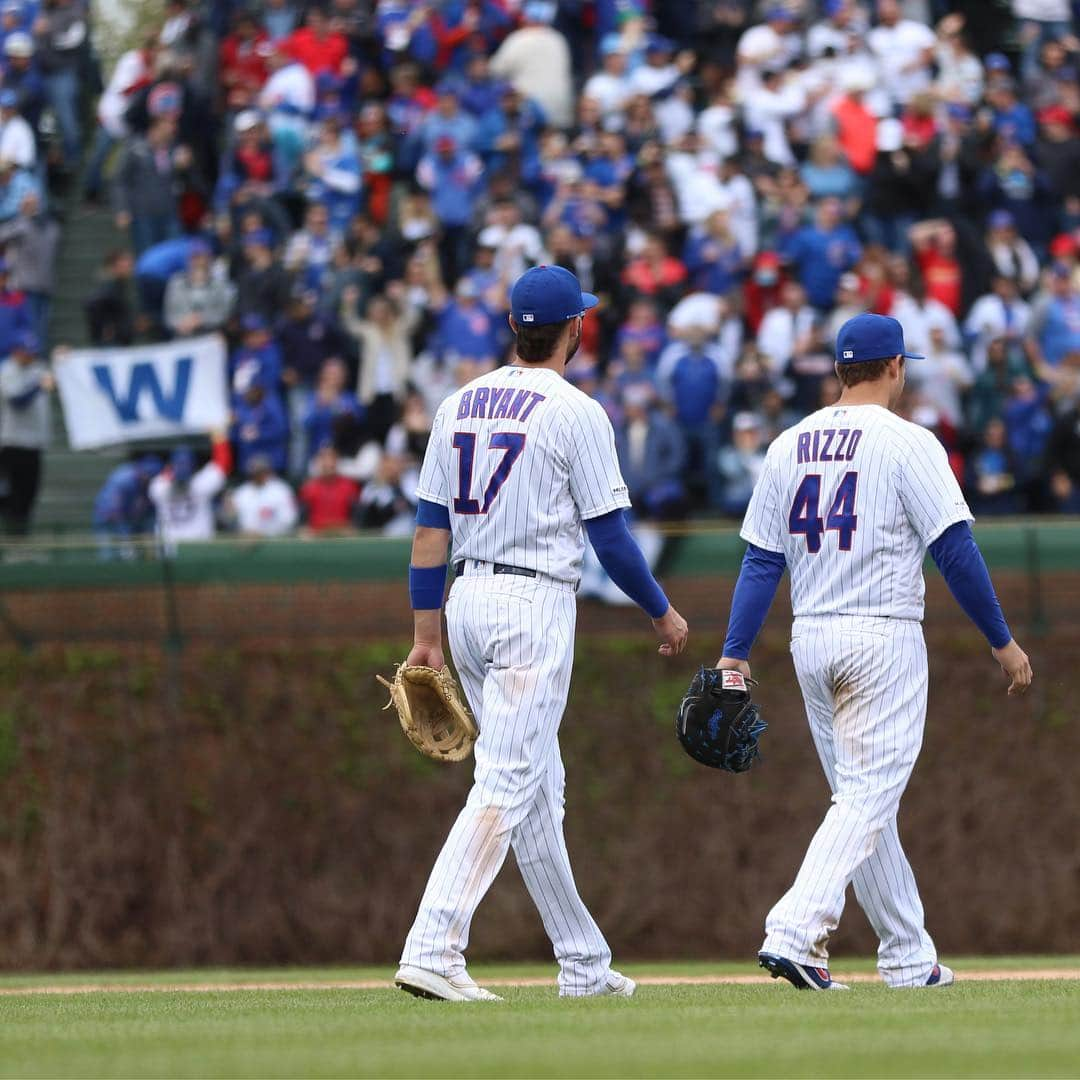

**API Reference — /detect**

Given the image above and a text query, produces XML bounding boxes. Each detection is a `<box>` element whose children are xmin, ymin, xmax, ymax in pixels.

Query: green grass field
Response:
<box><xmin>0</xmin><ymin>958</ymin><xmax>1077</xmax><ymax>1079</ymax></box>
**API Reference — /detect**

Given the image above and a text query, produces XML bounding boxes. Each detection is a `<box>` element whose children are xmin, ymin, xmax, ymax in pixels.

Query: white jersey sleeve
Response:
<box><xmin>895</xmin><ymin>428</ymin><xmax>973</xmax><ymax>546</ymax></box>
<box><xmin>191</xmin><ymin>462</ymin><xmax>226</xmax><ymax>499</ymax></box>
<box><xmin>416</xmin><ymin>404</ymin><xmax>451</xmax><ymax>507</ymax></box>
<box><xmin>739</xmin><ymin>440</ymin><xmax>786</xmax><ymax>554</ymax></box>
<box><xmin>566</xmin><ymin>400</ymin><xmax>632</xmax><ymax>520</ymax></box>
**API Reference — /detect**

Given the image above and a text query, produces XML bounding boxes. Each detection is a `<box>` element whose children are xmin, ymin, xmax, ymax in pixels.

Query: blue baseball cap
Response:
<box><xmin>985</xmin><ymin>52</ymin><xmax>1010</xmax><ymax>72</ymax></box>
<box><xmin>13</xmin><ymin>328</ymin><xmax>37</xmax><ymax>352</ymax></box>
<box><xmin>169</xmin><ymin>447</ymin><xmax>196</xmax><ymax>483</ymax></box>
<box><xmin>835</xmin><ymin>313</ymin><xmax>923</xmax><ymax>364</ymax></box>
<box><xmin>510</xmin><ymin>265</ymin><xmax>598</xmax><ymax>326</ymax></box>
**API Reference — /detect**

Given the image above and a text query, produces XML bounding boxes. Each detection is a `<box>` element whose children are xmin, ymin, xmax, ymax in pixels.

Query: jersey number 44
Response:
<box><xmin>788</xmin><ymin>472</ymin><xmax>859</xmax><ymax>553</ymax></box>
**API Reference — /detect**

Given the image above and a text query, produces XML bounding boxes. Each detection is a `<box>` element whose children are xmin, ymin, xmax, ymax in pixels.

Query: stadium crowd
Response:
<box><xmin>3</xmin><ymin>0</ymin><xmax>1080</xmax><ymax>541</ymax></box>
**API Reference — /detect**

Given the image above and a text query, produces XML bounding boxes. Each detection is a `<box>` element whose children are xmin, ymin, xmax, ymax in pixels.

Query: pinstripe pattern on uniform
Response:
<box><xmin>402</xmin><ymin>361</ymin><xmax>631</xmax><ymax>997</ymax></box>
<box><xmin>743</xmin><ymin>402</ymin><xmax>970</xmax><ymax>987</ymax></box>
<box><xmin>761</xmin><ymin>616</ymin><xmax>935</xmax><ymax>986</ymax></box>
<box><xmin>401</xmin><ymin>574</ymin><xmax>613</xmax><ymax>995</ymax></box>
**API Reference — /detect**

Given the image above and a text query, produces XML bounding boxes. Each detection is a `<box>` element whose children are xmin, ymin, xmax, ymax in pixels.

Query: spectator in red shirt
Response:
<box><xmin>831</xmin><ymin>70</ymin><xmax>878</xmax><ymax>176</ymax></box>
<box><xmin>621</xmin><ymin>232</ymin><xmax>688</xmax><ymax>308</ymax></box>
<box><xmin>910</xmin><ymin>218</ymin><xmax>963</xmax><ymax>316</ymax></box>
<box><xmin>284</xmin><ymin>8</ymin><xmax>348</xmax><ymax>77</ymax></box>
<box><xmin>219</xmin><ymin>11</ymin><xmax>271</xmax><ymax>109</ymax></box>
<box><xmin>299</xmin><ymin>444</ymin><xmax>359</xmax><ymax>534</ymax></box>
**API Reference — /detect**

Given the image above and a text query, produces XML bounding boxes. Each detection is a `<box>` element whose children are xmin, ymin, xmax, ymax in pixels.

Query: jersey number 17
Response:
<box><xmin>452</xmin><ymin>431</ymin><xmax>526</xmax><ymax>515</ymax></box>
<box><xmin>788</xmin><ymin>472</ymin><xmax>859</xmax><ymax>553</ymax></box>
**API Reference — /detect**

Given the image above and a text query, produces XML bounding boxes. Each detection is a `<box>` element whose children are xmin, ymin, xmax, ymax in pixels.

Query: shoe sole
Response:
<box><xmin>395</xmin><ymin>978</ymin><xmax>449</xmax><ymax>1001</ymax></box>
<box><xmin>759</xmin><ymin>953</ymin><xmax>848</xmax><ymax>990</ymax></box>
<box><xmin>394</xmin><ymin>966</ymin><xmax>502</xmax><ymax>1002</ymax></box>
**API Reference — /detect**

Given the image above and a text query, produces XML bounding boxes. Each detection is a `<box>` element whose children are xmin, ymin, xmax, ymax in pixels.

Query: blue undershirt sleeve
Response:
<box><xmin>583</xmin><ymin>509</ymin><xmax>670</xmax><ymax>619</ymax></box>
<box><xmin>722</xmin><ymin>543</ymin><xmax>787</xmax><ymax>661</ymax></box>
<box><xmin>416</xmin><ymin>498</ymin><xmax>451</xmax><ymax>530</ymax></box>
<box><xmin>928</xmin><ymin>521</ymin><xmax>1011</xmax><ymax>649</ymax></box>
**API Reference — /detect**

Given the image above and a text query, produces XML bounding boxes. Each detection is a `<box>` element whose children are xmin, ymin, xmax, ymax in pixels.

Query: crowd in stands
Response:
<box><xmin>6</xmin><ymin>0</ymin><xmax>1080</xmax><ymax>540</ymax></box>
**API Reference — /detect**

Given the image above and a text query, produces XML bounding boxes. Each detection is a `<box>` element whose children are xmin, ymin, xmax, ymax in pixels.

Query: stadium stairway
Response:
<box><xmin>36</xmin><ymin>196</ymin><xmax>126</xmax><ymax>535</ymax></box>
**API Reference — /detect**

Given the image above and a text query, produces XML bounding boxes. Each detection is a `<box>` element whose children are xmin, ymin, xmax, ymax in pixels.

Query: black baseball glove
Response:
<box><xmin>675</xmin><ymin>667</ymin><xmax>767</xmax><ymax>773</ymax></box>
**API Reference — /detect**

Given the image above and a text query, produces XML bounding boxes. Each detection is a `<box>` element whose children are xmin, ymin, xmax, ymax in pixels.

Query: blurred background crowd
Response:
<box><xmin>2</xmin><ymin>0</ymin><xmax>1080</xmax><ymax>543</ymax></box>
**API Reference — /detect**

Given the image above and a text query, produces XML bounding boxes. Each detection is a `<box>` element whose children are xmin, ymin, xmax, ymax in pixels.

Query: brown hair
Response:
<box><xmin>514</xmin><ymin>320</ymin><xmax>568</xmax><ymax>362</ymax></box>
<box><xmin>835</xmin><ymin>357</ymin><xmax>895</xmax><ymax>387</ymax></box>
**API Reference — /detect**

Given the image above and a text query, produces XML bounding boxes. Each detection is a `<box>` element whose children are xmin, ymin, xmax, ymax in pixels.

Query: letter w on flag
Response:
<box><xmin>92</xmin><ymin>357</ymin><xmax>193</xmax><ymax>423</ymax></box>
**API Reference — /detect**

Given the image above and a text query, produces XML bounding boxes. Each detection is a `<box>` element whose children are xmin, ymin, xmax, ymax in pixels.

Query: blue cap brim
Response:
<box><xmin>903</xmin><ymin>352</ymin><xmax>925</xmax><ymax>360</ymax></box>
<box><xmin>581</xmin><ymin>292</ymin><xmax>599</xmax><ymax>313</ymax></box>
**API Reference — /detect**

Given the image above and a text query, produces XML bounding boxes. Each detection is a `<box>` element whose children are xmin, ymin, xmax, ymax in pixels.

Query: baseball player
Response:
<box><xmin>713</xmin><ymin>313</ymin><xmax>1032</xmax><ymax>990</ymax></box>
<box><xmin>395</xmin><ymin>265</ymin><xmax>688</xmax><ymax>1002</ymax></box>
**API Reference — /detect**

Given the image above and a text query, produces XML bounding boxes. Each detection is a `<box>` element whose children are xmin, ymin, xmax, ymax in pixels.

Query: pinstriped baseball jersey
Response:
<box><xmin>741</xmin><ymin>403</ymin><xmax>973</xmax><ymax>620</ymax></box>
<box><xmin>416</xmin><ymin>365</ymin><xmax>631</xmax><ymax>583</ymax></box>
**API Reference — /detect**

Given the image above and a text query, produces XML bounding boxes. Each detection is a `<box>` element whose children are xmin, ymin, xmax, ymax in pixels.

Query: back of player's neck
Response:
<box><xmin>836</xmin><ymin>388</ymin><xmax>892</xmax><ymax>410</ymax></box>
<box><xmin>511</xmin><ymin>356</ymin><xmax>565</xmax><ymax>375</ymax></box>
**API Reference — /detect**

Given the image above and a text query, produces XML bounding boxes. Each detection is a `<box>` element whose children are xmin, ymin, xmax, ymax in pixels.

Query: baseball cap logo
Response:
<box><xmin>521</xmin><ymin>313</ymin><xmax>534</xmax><ymax>322</ymax></box>
<box><xmin>843</xmin><ymin>350</ymin><xmax>854</xmax><ymax>359</ymax></box>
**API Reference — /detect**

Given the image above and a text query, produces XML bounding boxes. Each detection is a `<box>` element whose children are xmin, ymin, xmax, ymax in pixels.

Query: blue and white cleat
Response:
<box><xmin>924</xmin><ymin>963</ymin><xmax>955</xmax><ymax>987</ymax></box>
<box><xmin>758</xmin><ymin>952</ymin><xmax>850</xmax><ymax>991</ymax></box>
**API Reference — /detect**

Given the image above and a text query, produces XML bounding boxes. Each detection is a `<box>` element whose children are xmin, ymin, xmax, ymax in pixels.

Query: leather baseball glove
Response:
<box><xmin>376</xmin><ymin>663</ymin><xmax>477</xmax><ymax>763</ymax></box>
<box><xmin>675</xmin><ymin>667</ymin><xmax>767</xmax><ymax>773</ymax></box>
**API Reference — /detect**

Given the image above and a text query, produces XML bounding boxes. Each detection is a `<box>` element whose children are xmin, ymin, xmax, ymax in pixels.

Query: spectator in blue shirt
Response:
<box><xmin>987</xmin><ymin>78</ymin><xmax>1036</xmax><ymax>148</ymax></box>
<box><xmin>1003</xmin><ymin>375</ymin><xmax>1053</xmax><ymax>506</ymax></box>
<box><xmin>92</xmin><ymin>455</ymin><xmax>161</xmax><ymax>558</ymax></box>
<box><xmin>1031</xmin><ymin>263</ymin><xmax>1080</xmax><ymax>370</ymax></box>
<box><xmin>0</xmin><ymin>158</ymin><xmax>39</xmax><ymax>222</ymax></box>
<box><xmin>415</xmin><ymin>81</ymin><xmax>479</xmax><ymax>157</ymax></box>
<box><xmin>613</xmin><ymin>384</ymin><xmax>688</xmax><ymax>520</ymax></box>
<box><xmin>301</xmin><ymin>357</ymin><xmax>365</xmax><ymax>467</ymax></box>
<box><xmin>434</xmin><ymin>277</ymin><xmax>501</xmax><ymax>372</ymax></box>
<box><xmin>683</xmin><ymin>209</ymin><xmax>746</xmax><ymax>298</ymax></box>
<box><xmin>475</xmin><ymin>82</ymin><xmax>545</xmax><ymax>179</ymax></box>
<box><xmin>232</xmin><ymin>376</ymin><xmax>290</xmax><ymax>476</ymax></box>
<box><xmin>656</xmin><ymin>329</ymin><xmax>731</xmax><ymax>492</ymax></box>
<box><xmin>302</xmin><ymin>115</ymin><xmax>362</xmax><ymax>238</ymax></box>
<box><xmin>0</xmin><ymin>257</ymin><xmax>31</xmax><ymax>357</ymax></box>
<box><xmin>231</xmin><ymin>314</ymin><xmax>283</xmax><ymax>397</ymax></box>
<box><xmin>416</xmin><ymin>135</ymin><xmax>485</xmax><ymax>280</ymax></box>
<box><xmin>780</xmin><ymin>197</ymin><xmax>862</xmax><ymax>311</ymax></box>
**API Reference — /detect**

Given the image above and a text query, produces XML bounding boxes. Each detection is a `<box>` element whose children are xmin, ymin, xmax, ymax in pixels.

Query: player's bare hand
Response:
<box><xmin>992</xmin><ymin>639</ymin><xmax>1032</xmax><ymax>696</ymax></box>
<box><xmin>713</xmin><ymin>656</ymin><xmax>751</xmax><ymax>679</ymax></box>
<box><xmin>407</xmin><ymin>642</ymin><xmax>445</xmax><ymax>670</ymax></box>
<box><xmin>652</xmin><ymin>606</ymin><xmax>688</xmax><ymax>657</ymax></box>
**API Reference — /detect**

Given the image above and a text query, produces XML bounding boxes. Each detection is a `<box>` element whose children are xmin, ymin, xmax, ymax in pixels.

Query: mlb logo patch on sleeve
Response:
<box><xmin>721</xmin><ymin>670</ymin><xmax>747</xmax><ymax>691</ymax></box>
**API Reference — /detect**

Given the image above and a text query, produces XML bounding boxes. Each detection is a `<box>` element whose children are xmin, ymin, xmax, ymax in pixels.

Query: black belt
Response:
<box><xmin>454</xmin><ymin>560</ymin><xmax>536</xmax><ymax>579</ymax></box>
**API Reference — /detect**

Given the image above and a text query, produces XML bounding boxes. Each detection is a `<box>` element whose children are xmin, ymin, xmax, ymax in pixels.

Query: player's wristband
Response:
<box><xmin>409</xmin><ymin>564</ymin><xmax>448</xmax><ymax>611</ymax></box>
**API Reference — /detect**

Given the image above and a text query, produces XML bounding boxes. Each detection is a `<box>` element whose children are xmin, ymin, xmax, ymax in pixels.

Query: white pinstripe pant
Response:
<box><xmin>400</xmin><ymin>571</ymin><xmax>615</xmax><ymax>995</ymax></box>
<box><xmin>762</xmin><ymin>616</ymin><xmax>938</xmax><ymax>987</ymax></box>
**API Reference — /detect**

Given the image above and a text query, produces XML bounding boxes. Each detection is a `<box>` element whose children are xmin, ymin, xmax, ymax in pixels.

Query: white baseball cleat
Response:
<box><xmin>598</xmin><ymin>972</ymin><xmax>637</xmax><ymax>998</ymax></box>
<box><xmin>394</xmin><ymin>965</ymin><xmax>503</xmax><ymax>1002</ymax></box>
<box><xmin>924</xmin><ymin>963</ymin><xmax>955</xmax><ymax>987</ymax></box>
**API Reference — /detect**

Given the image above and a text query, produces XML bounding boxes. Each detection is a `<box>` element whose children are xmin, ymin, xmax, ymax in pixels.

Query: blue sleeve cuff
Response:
<box><xmin>584</xmin><ymin>509</ymin><xmax>669</xmax><ymax>619</ymax></box>
<box><xmin>409</xmin><ymin>564</ymin><xmax>448</xmax><ymax>611</ymax></box>
<box><xmin>929</xmin><ymin>522</ymin><xmax>1011</xmax><ymax>649</ymax></box>
<box><xmin>722</xmin><ymin>544</ymin><xmax>786</xmax><ymax>660</ymax></box>
<box><xmin>416</xmin><ymin>498</ymin><xmax>451</xmax><ymax>530</ymax></box>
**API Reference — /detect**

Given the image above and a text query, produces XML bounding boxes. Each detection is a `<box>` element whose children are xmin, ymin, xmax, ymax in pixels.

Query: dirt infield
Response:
<box><xmin>0</xmin><ymin>970</ymin><xmax>1076</xmax><ymax>996</ymax></box>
